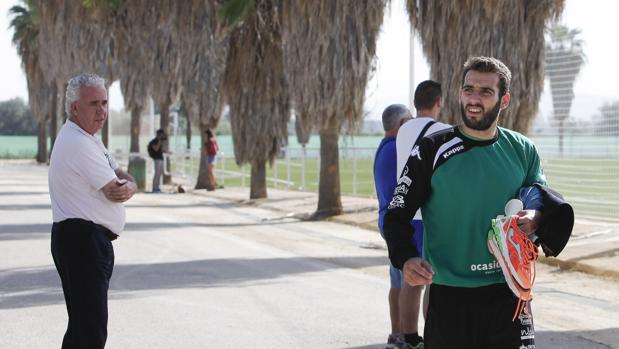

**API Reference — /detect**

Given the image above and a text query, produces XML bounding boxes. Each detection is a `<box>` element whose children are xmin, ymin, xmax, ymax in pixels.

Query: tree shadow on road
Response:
<box><xmin>123</xmin><ymin>220</ymin><xmax>301</xmax><ymax>231</ymax></box>
<box><xmin>0</xmin><ymin>255</ymin><xmax>387</xmax><ymax>310</ymax></box>
<box><xmin>0</xmin><ymin>191</ymin><xmax>48</xmax><ymax>196</ymax></box>
<box><xmin>341</xmin><ymin>328</ymin><xmax>618</xmax><ymax>349</ymax></box>
<box><xmin>0</xmin><ymin>204</ymin><xmax>50</xmax><ymax>210</ymax></box>
<box><xmin>125</xmin><ymin>202</ymin><xmax>236</xmax><ymax>210</ymax></box>
<box><xmin>0</xmin><ymin>223</ymin><xmax>51</xmax><ymax>241</ymax></box>
<box><xmin>0</xmin><ymin>219</ymin><xmax>302</xmax><ymax>241</ymax></box>
<box><xmin>535</xmin><ymin>328</ymin><xmax>618</xmax><ymax>348</ymax></box>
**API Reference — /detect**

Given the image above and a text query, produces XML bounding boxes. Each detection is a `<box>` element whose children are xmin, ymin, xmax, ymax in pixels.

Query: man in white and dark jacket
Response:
<box><xmin>49</xmin><ymin>73</ymin><xmax>137</xmax><ymax>349</ymax></box>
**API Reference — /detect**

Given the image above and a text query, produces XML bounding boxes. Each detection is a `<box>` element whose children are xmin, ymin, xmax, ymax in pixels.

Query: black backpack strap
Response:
<box><xmin>413</xmin><ymin>120</ymin><xmax>436</xmax><ymax>148</ymax></box>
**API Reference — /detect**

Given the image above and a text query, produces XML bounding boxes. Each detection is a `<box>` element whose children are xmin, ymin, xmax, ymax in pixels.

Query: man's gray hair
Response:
<box><xmin>381</xmin><ymin>104</ymin><xmax>411</xmax><ymax>131</ymax></box>
<box><xmin>65</xmin><ymin>73</ymin><xmax>106</xmax><ymax>118</ymax></box>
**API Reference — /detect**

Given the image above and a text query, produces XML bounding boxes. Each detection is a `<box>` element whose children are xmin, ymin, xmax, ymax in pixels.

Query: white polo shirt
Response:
<box><xmin>49</xmin><ymin>120</ymin><xmax>126</xmax><ymax>235</ymax></box>
<box><xmin>396</xmin><ymin>116</ymin><xmax>451</xmax><ymax>220</ymax></box>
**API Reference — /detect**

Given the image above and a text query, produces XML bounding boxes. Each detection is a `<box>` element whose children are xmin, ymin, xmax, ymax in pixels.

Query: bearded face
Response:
<box><xmin>459</xmin><ymin>70</ymin><xmax>508</xmax><ymax>133</ymax></box>
<box><xmin>460</xmin><ymin>98</ymin><xmax>501</xmax><ymax>131</ymax></box>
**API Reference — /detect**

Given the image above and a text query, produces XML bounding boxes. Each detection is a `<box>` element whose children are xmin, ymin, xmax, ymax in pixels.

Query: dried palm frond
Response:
<box><xmin>38</xmin><ymin>0</ymin><xmax>117</xmax><ymax>87</ymax></box>
<box><xmin>281</xmin><ymin>0</ymin><xmax>385</xmax><ymax>216</ymax></box>
<box><xmin>223</xmin><ymin>0</ymin><xmax>290</xmax><ymax>168</ymax></box>
<box><xmin>406</xmin><ymin>0</ymin><xmax>565</xmax><ymax>134</ymax></box>
<box><xmin>281</xmin><ymin>0</ymin><xmax>385</xmax><ymax>133</ymax></box>
<box><xmin>178</xmin><ymin>0</ymin><xmax>230</xmax><ymax>129</ymax></box>
<box><xmin>10</xmin><ymin>1</ymin><xmax>51</xmax><ymax>121</ymax></box>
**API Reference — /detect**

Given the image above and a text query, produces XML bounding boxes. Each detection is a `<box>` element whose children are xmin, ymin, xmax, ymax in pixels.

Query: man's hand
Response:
<box><xmin>102</xmin><ymin>178</ymin><xmax>137</xmax><ymax>203</ymax></box>
<box><xmin>516</xmin><ymin>209</ymin><xmax>542</xmax><ymax>236</ymax></box>
<box><xmin>402</xmin><ymin>257</ymin><xmax>434</xmax><ymax>286</ymax></box>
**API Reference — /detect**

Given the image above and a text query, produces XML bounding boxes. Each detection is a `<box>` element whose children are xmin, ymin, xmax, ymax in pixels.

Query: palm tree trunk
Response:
<box><xmin>250</xmin><ymin>160</ymin><xmax>267</xmax><ymax>199</ymax></box>
<box><xmin>128</xmin><ymin>105</ymin><xmax>146</xmax><ymax>191</ymax></box>
<box><xmin>102</xmin><ymin>119</ymin><xmax>110</xmax><ymax>148</ymax></box>
<box><xmin>36</xmin><ymin>117</ymin><xmax>48</xmax><ymax>163</ymax></box>
<box><xmin>159</xmin><ymin>101</ymin><xmax>172</xmax><ymax>184</ymax></box>
<box><xmin>195</xmin><ymin>124</ymin><xmax>211</xmax><ymax>190</ymax></box>
<box><xmin>130</xmin><ymin>106</ymin><xmax>141</xmax><ymax>153</ymax></box>
<box><xmin>61</xmin><ymin>83</ymin><xmax>68</xmax><ymax>123</ymax></box>
<box><xmin>185</xmin><ymin>112</ymin><xmax>192</xmax><ymax>151</ymax></box>
<box><xmin>49</xmin><ymin>84</ymin><xmax>58</xmax><ymax>157</ymax></box>
<box><xmin>314</xmin><ymin>128</ymin><xmax>342</xmax><ymax>219</ymax></box>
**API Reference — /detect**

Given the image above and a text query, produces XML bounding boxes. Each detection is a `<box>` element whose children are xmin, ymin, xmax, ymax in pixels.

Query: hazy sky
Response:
<box><xmin>1</xmin><ymin>0</ymin><xmax>617</xmax><ymax>121</ymax></box>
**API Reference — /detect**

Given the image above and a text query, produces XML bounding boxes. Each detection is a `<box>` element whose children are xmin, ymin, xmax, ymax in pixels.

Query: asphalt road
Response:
<box><xmin>1</xmin><ymin>161</ymin><xmax>617</xmax><ymax>348</ymax></box>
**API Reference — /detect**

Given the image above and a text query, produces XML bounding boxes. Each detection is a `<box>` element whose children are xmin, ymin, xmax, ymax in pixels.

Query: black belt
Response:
<box><xmin>58</xmin><ymin>218</ymin><xmax>118</xmax><ymax>241</ymax></box>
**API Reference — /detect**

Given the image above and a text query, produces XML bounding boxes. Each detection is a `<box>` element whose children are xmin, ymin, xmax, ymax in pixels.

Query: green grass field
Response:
<box><xmin>0</xmin><ymin>136</ymin><xmax>46</xmax><ymax>158</ymax></box>
<box><xmin>543</xmin><ymin>159</ymin><xmax>619</xmax><ymax>220</ymax></box>
<box><xmin>204</xmin><ymin>157</ymin><xmax>619</xmax><ymax>221</ymax></box>
<box><xmin>0</xmin><ymin>134</ymin><xmax>382</xmax><ymax>159</ymax></box>
<box><xmin>3</xmin><ymin>135</ymin><xmax>617</xmax><ymax>220</ymax></box>
<box><xmin>203</xmin><ymin>158</ymin><xmax>377</xmax><ymax>196</ymax></box>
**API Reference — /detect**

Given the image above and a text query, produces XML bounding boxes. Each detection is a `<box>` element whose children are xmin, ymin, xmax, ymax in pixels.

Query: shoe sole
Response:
<box><xmin>487</xmin><ymin>234</ymin><xmax>528</xmax><ymax>297</ymax></box>
<box><xmin>494</xmin><ymin>217</ymin><xmax>533</xmax><ymax>290</ymax></box>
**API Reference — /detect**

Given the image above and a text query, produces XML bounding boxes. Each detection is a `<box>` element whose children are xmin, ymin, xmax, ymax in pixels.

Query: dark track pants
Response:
<box><xmin>51</xmin><ymin>219</ymin><xmax>115</xmax><ymax>349</ymax></box>
<box><xmin>424</xmin><ymin>283</ymin><xmax>535</xmax><ymax>349</ymax></box>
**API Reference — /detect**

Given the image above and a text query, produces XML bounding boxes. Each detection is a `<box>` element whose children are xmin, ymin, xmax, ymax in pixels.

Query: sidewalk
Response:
<box><xmin>186</xmin><ymin>185</ymin><xmax>619</xmax><ymax>281</ymax></box>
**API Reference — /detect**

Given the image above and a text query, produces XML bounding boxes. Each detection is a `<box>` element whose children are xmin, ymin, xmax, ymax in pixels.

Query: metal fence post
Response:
<box><xmin>286</xmin><ymin>148</ymin><xmax>291</xmax><ymax>189</ymax></box>
<box><xmin>274</xmin><ymin>158</ymin><xmax>278</xmax><ymax>189</ymax></box>
<box><xmin>301</xmin><ymin>146</ymin><xmax>306</xmax><ymax>190</ymax></box>
<box><xmin>221</xmin><ymin>152</ymin><xmax>225</xmax><ymax>186</ymax></box>
<box><xmin>316</xmin><ymin>147</ymin><xmax>320</xmax><ymax>191</ymax></box>
<box><xmin>352</xmin><ymin>151</ymin><xmax>357</xmax><ymax>195</ymax></box>
<box><xmin>241</xmin><ymin>165</ymin><xmax>245</xmax><ymax>187</ymax></box>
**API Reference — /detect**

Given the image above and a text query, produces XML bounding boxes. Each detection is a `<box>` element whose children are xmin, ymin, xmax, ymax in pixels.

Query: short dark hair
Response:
<box><xmin>156</xmin><ymin>129</ymin><xmax>165</xmax><ymax>135</ymax></box>
<box><xmin>381</xmin><ymin>104</ymin><xmax>411</xmax><ymax>131</ymax></box>
<box><xmin>462</xmin><ymin>56</ymin><xmax>512</xmax><ymax>97</ymax></box>
<box><xmin>414</xmin><ymin>80</ymin><xmax>442</xmax><ymax>110</ymax></box>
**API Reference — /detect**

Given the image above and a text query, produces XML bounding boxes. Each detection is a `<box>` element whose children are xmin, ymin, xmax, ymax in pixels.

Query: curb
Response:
<box><xmin>538</xmin><ymin>256</ymin><xmax>619</xmax><ymax>281</ymax></box>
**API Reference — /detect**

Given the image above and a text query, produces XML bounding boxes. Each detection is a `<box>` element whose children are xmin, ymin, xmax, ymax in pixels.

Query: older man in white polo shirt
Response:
<box><xmin>49</xmin><ymin>73</ymin><xmax>137</xmax><ymax>349</ymax></box>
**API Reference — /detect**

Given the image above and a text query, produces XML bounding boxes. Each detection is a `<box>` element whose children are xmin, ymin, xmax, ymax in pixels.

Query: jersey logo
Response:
<box><xmin>442</xmin><ymin>144</ymin><xmax>464</xmax><ymax>160</ymax></box>
<box><xmin>469</xmin><ymin>260</ymin><xmax>500</xmax><ymax>273</ymax></box>
<box><xmin>410</xmin><ymin>145</ymin><xmax>422</xmax><ymax>160</ymax></box>
<box><xmin>394</xmin><ymin>184</ymin><xmax>408</xmax><ymax>195</ymax></box>
<box><xmin>388</xmin><ymin>195</ymin><xmax>405</xmax><ymax>209</ymax></box>
<box><xmin>397</xmin><ymin>175</ymin><xmax>412</xmax><ymax>186</ymax></box>
<box><xmin>397</xmin><ymin>166</ymin><xmax>412</xmax><ymax>186</ymax></box>
<box><xmin>400</xmin><ymin>165</ymin><xmax>409</xmax><ymax>177</ymax></box>
<box><xmin>433</xmin><ymin>137</ymin><xmax>465</xmax><ymax>169</ymax></box>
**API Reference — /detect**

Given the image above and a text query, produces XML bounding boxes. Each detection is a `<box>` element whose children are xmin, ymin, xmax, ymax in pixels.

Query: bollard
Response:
<box><xmin>128</xmin><ymin>155</ymin><xmax>147</xmax><ymax>191</ymax></box>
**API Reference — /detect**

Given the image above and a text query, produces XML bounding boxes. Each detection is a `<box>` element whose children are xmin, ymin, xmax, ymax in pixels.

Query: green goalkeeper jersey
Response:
<box><xmin>383</xmin><ymin>126</ymin><xmax>546</xmax><ymax>287</ymax></box>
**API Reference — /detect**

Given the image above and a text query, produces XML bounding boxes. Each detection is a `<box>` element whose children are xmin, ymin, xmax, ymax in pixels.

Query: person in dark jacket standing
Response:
<box><xmin>148</xmin><ymin>129</ymin><xmax>166</xmax><ymax>193</ymax></box>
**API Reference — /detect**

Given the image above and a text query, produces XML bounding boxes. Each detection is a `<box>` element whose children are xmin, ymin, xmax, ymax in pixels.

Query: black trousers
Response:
<box><xmin>51</xmin><ymin>218</ymin><xmax>115</xmax><ymax>349</ymax></box>
<box><xmin>424</xmin><ymin>283</ymin><xmax>535</xmax><ymax>349</ymax></box>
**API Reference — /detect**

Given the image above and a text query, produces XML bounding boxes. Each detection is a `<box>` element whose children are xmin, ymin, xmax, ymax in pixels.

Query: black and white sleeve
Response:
<box><xmin>383</xmin><ymin>137</ymin><xmax>435</xmax><ymax>269</ymax></box>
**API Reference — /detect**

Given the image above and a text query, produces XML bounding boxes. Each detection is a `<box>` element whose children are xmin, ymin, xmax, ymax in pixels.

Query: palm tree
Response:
<box><xmin>111</xmin><ymin>1</ymin><xmax>161</xmax><ymax>174</ymax></box>
<box><xmin>176</xmin><ymin>0</ymin><xmax>230</xmax><ymax>190</ymax></box>
<box><xmin>406</xmin><ymin>0</ymin><xmax>565</xmax><ymax>134</ymax></box>
<box><xmin>223</xmin><ymin>0</ymin><xmax>290</xmax><ymax>199</ymax></box>
<box><xmin>36</xmin><ymin>0</ymin><xmax>63</xmax><ymax>151</ymax></box>
<box><xmin>545</xmin><ymin>24</ymin><xmax>586</xmax><ymax>155</ymax></box>
<box><xmin>281</xmin><ymin>0</ymin><xmax>385</xmax><ymax>218</ymax></box>
<box><xmin>38</xmin><ymin>0</ymin><xmax>150</xmax><ymax>171</ymax></box>
<box><xmin>147</xmin><ymin>2</ymin><xmax>183</xmax><ymax>184</ymax></box>
<box><xmin>37</xmin><ymin>0</ymin><xmax>118</xmax><ymax>148</ymax></box>
<box><xmin>9</xmin><ymin>0</ymin><xmax>52</xmax><ymax>163</ymax></box>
